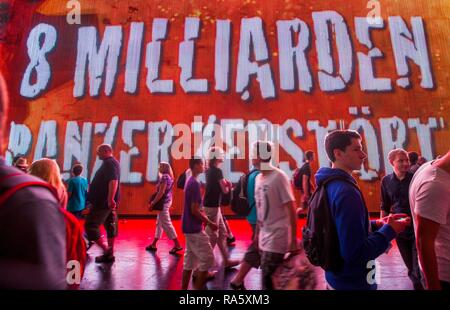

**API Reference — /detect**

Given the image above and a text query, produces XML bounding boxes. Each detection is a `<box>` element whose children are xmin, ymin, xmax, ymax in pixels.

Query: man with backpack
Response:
<box><xmin>230</xmin><ymin>161</ymin><xmax>260</xmax><ymax>290</ymax></box>
<box><xmin>0</xmin><ymin>72</ymin><xmax>67</xmax><ymax>289</ymax></box>
<box><xmin>293</xmin><ymin>150</ymin><xmax>315</xmax><ymax>212</ymax></box>
<box><xmin>305</xmin><ymin>130</ymin><xmax>411</xmax><ymax>290</ymax></box>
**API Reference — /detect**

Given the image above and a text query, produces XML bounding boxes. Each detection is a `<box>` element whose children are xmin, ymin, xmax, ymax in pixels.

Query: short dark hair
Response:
<box><xmin>72</xmin><ymin>164</ymin><xmax>83</xmax><ymax>176</ymax></box>
<box><xmin>305</xmin><ymin>150</ymin><xmax>314</xmax><ymax>161</ymax></box>
<box><xmin>325</xmin><ymin>130</ymin><xmax>361</xmax><ymax>162</ymax></box>
<box><xmin>189</xmin><ymin>158</ymin><xmax>203</xmax><ymax>170</ymax></box>
<box><xmin>255</xmin><ymin>141</ymin><xmax>272</xmax><ymax>163</ymax></box>
<box><xmin>13</xmin><ymin>155</ymin><xmax>25</xmax><ymax>165</ymax></box>
<box><xmin>408</xmin><ymin>151</ymin><xmax>419</xmax><ymax>165</ymax></box>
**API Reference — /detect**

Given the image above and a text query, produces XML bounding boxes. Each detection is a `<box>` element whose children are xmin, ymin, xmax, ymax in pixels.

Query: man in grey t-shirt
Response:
<box><xmin>253</xmin><ymin>141</ymin><xmax>298</xmax><ymax>290</ymax></box>
<box><xmin>409</xmin><ymin>151</ymin><xmax>450</xmax><ymax>290</ymax></box>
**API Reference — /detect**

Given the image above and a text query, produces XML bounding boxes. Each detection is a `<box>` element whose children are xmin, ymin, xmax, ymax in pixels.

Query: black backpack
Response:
<box><xmin>302</xmin><ymin>176</ymin><xmax>355</xmax><ymax>272</ymax></box>
<box><xmin>292</xmin><ymin>167</ymin><xmax>303</xmax><ymax>190</ymax></box>
<box><xmin>230</xmin><ymin>169</ymin><xmax>258</xmax><ymax>216</ymax></box>
<box><xmin>293</xmin><ymin>162</ymin><xmax>310</xmax><ymax>191</ymax></box>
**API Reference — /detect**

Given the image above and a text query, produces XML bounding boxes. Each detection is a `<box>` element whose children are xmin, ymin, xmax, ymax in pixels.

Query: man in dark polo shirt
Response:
<box><xmin>294</xmin><ymin>150</ymin><xmax>315</xmax><ymax>211</ymax></box>
<box><xmin>85</xmin><ymin>144</ymin><xmax>120</xmax><ymax>263</ymax></box>
<box><xmin>0</xmin><ymin>72</ymin><xmax>66</xmax><ymax>289</ymax></box>
<box><xmin>381</xmin><ymin>148</ymin><xmax>423</xmax><ymax>290</ymax></box>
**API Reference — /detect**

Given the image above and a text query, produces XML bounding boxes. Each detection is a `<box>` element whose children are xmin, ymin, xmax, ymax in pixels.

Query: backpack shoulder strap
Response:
<box><xmin>318</xmin><ymin>174</ymin><xmax>369</xmax><ymax>227</ymax></box>
<box><xmin>239</xmin><ymin>174</ymin><xmax>247</xmax><ymax>197</ymax></box>
<box><xmin>249</xmin><ymin>168</ymin><xmax>259</xmax><ymax>175</ymax></box>
<box><xmin>311</xmin><ymin>175</ymin><xmax>362</xmax><ymax>206</ymax></box>
<box><xmin>0</xmin><ymin>173</ymin><xmax>59</xmax><ymax>206</ymax></box>
<box><xmin>246</xmin><ymin>169</ymin><xmax>260</xmax><ymax>183</ymax></box>
<box><xmin>243</xmin><ymin>169</ymin><xmax>258</xmax><ymax>198</ymax></box>
<box><xmin>321</xmin><ymin>175</ymin><xmax>365</xmax><ymax>200</ymax></box>
<box><xmin>320</xmin><ymin>175</ymin><xmax>356</xmax><ymax>188</ymax></box>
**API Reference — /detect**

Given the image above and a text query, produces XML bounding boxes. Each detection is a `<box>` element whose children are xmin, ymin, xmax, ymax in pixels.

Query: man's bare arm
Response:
<box><xmin>416</xmin><ymin>215</ymin><xmax>441</xmax><ymax>290</ymax></box>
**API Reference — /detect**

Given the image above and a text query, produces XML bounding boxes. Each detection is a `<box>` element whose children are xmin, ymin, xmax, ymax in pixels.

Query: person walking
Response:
<box><xmin>146</xmin><ymin>162</ymin><xmax>182</xmax><ymax>254</ymax></box>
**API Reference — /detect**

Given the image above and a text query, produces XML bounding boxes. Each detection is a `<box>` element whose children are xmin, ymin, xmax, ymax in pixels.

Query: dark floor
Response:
<box><xmin>80</xmin><ymin>219</ymin><xmax>414</xmax><ymax>290</ymax></box>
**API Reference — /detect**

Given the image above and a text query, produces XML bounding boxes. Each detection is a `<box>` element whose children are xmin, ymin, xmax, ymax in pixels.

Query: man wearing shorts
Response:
<box><xmin>181</xmin><ymin>158</ymin><xmax>218</xmax><ymax>290</ymax></box>
<box><xmin>85</xmin><ymin>144</ymin><xmax>120</xmax><ymax>263</ymax></box>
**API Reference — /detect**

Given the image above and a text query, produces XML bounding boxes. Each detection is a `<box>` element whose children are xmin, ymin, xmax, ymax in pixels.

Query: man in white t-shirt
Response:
<box><xmin>254</xmin><ymin>141</ymin><xmax>298</xmax><ymax>289</ymax></box>
<box><xmin>409</xmin><ymin>151</ymin><xmax>450</xmax><ymax>290</ymax></box>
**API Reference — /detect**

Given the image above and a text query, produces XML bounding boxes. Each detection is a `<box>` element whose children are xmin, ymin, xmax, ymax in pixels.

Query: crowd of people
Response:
<box><xmin>1</xmin><ymin>71</ymin><xmax>449</xmax><ymax>290</ymax></box>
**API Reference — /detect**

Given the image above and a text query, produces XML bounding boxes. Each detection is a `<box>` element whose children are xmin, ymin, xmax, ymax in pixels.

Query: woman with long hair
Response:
<box><xmin>146</xmin><ymin>162</ymin><xmax>182</xmax><ymax>254</ymax></box>
<box><xmin>29</xmin><ymin>158</ymin><xmax>68</xmax><ymax>209</ymax></box>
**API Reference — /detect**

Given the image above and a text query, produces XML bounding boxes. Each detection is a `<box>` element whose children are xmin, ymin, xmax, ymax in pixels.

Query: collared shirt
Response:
<box><xmin>380</xmin><ymin>172</ymin><xmax>414</xmax><ymax>215</ymax></box>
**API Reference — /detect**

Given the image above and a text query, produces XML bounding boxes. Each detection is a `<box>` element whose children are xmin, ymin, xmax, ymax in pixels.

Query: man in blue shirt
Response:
<box><xmin>67</xmin><ymin>164</ymin><xmax>88</xmax><ymax>219</ymax></box>
<box><xmin>316</xmin><ymin>130</ymin><xmax>411</xmax><ymax>290</ymax></box>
